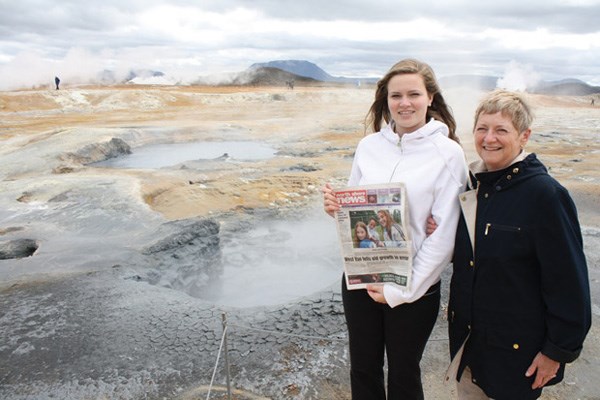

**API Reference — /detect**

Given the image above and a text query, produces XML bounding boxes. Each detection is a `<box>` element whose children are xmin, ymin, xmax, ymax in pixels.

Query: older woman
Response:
<box><xmin>447</xmin><ymin>90</ymin><xmax>591</xmax><ymax>399</ymax></box>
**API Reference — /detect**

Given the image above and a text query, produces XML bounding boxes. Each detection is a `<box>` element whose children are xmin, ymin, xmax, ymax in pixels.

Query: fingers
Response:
<box><xmin>531</xmin><ymin>373</ymin><xmax>557</xmax><ymax>389</ymax></box>
<box><xmin>366</xmin><ymin>284</ymin><xmax>387</xmax><ymax>304</ymax></box>
<box><xmin>526</xmin><ymin>353</ymin><xmax>560</xmax><ymax>389</ymax></box>
<box><xmin>367</xmin><ymin>289</ymin><xmax>383</xmax><ymax>303</ymax></box>
<box><xmin>525</xmin><ymin>363</ymin><xmax>536</xmax><ymax>378</ymax></box>
<box><xmin>425</xmin><ymin>215</ymin><xmax>438</xmax><ymax>236</ymax></box>
<box><xmin>322</xmin><ymin>183</ymin><xmax>339</xmax><ymax>217</ymax></box>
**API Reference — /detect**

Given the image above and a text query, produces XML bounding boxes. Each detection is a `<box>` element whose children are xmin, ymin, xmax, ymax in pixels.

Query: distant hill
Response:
<box><xmin>439</xmin><ymin>74</ymin><xmax>600</xmax><ymax>96</ymax></box>
<box><xmin>248</xmin><ymin>60</ymin><xmax>377</xmax><ymax>84</ymax></box>
<box><xmin>249</xmin><ymin>60</ymin><xmax>335</xmax><ymax>81</ymax></box>
<box><xmin>230</xmin><ymin>66</ymin><xmax>319</xmax><ymax>86</ymax></box>
<box><xmin>529</xmin><ymin>79</ymin><xmax>600</xmax><ymax>96</ymax></box>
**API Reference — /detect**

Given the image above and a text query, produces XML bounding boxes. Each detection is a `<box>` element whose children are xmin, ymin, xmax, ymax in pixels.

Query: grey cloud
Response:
<box><xmin>0</xmin><ymin>0</ymin><xmax>598</xmax><ymax>90</ymax></box>
<box><xmin>222</xmin><ymin>0</ymin><xmax>600</xmax><ymax>34</ymax></box>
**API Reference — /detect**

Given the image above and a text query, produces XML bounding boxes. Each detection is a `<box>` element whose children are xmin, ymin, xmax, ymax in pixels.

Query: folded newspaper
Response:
<box><xmin>334</xmin><ymin>183</ymin><xmax>412</xmax><ymax>290</ymax></box>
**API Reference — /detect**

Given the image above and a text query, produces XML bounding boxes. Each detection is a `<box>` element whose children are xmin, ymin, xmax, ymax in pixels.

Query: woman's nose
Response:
<box><xmin>482</xmin><ymin>129</ymin><xmax>496</xmax><ymax>142</ymax></box>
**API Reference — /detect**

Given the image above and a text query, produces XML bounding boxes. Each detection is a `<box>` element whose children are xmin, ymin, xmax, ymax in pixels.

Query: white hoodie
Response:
<box><xmin>348</xmin><ymin>119</ymin><xmax>467</xmax><ymax>307</ymax></box>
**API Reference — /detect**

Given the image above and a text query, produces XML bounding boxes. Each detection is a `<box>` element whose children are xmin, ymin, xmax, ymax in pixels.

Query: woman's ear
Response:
<box><xmin>520</xmin><ymin>128</ymin><xmax>532</xmax><ymax>147</ymax></box>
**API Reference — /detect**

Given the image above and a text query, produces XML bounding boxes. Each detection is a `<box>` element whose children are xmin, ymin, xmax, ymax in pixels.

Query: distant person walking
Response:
<box><xmin>55</xmin><ymin>76</ymin><xmax>60</xmax><ymax>90</ymax></box>
<box><xmin>592</xmin><ymin>98</ymin><xmax>595</xmax><ymax>106</ymax></box>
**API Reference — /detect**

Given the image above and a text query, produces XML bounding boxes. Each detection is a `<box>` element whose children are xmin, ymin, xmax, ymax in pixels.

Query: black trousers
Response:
<box><xmin>342</xmin><ymin>277</ymin><xmax>440</xmax><ymax>400</ymax></box>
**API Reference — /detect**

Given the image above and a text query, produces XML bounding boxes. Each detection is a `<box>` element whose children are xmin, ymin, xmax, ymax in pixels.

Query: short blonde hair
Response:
<box><xmin>474</xmin><ymin>89</ymin><xmax>534</xmax><ymax>133</ymax></box>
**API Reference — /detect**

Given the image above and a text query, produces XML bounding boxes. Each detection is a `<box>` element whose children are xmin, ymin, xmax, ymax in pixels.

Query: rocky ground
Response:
<box><xmin>0</xmin><ymin>84</ymin><xmax>599</xmax><ymax>399</ymax></box>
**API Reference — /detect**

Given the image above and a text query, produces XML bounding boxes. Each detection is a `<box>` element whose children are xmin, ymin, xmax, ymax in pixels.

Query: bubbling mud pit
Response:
<box><xmin>88</xmin><ymin>138</ymin><xmax>341</xmax><ymax>307</ymax></box>
<box><xmin>194</xmin><ymin>215</ymin><xmax>341</xmax><ymax>307</ymax></box>
<box><xmin>134</xmin><ymin>211</ymin><xmax>341</xmax><ymax>308</ymax></box>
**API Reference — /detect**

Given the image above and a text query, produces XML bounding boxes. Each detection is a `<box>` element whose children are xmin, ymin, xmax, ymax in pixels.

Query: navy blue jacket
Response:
<box><xmin>449</xmin><ymin>153</ymin><xmax>591</xmax><ymax>399</ymax></box>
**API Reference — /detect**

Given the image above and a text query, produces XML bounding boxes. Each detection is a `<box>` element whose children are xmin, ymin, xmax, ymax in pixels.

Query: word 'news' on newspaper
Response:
<box><xmin>334</xmin><ymin>183</ymin><xmax>413</xmax><ymax>291</ymax></box>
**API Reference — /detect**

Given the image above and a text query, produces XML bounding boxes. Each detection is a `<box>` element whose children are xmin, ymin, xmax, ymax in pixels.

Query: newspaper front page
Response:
<box><xmin>334</xmin><ymin>183</ymin><xmax>412</xmax><ymax>290</ymax></box>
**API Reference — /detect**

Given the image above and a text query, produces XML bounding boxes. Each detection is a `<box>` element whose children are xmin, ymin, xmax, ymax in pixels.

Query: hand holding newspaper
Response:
<box><xmin>334</xmin><ymin>183</ymin><xmax>413</xmax><ymax>290</ymax></box>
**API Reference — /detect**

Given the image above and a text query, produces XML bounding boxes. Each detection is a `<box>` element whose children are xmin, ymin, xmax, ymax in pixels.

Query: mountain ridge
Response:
<box><xmin>101</xmin><ymin>60</ymin><xmax>600</xmax><ymax>96</ymax></box>
<box><xmin>248</xmin><ymin>60</ymin><xmax>377</xmax><ymax>84</ymax></box>
<box><xmin>246</xmin><ymin>61</ymin><xmax>600</xmax><ymax>95</ymax></box>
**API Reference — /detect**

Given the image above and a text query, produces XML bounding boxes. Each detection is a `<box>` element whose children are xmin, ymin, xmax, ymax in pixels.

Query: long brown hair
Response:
<box><xmin>365</xmin><ymin>58</ymin><xmax>459</xmax><ymax>143</ymax></box>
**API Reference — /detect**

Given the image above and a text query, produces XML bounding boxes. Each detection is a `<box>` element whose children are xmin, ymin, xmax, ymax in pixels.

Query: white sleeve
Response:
<box><xmin>383</xmin><ymin>153</ymin><xmax>467</xmax><ymax>307</ymax></box>
<box><xmin>347</xmin><ymin>143</ymin><xmax>362</xmax><ymax>186</ymax></box>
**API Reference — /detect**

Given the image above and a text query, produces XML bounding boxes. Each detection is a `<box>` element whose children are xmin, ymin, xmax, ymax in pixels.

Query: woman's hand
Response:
<box><xmin>426</xmin><ymin>216</ymin><xmax>438</xmax><ymax>236</ymax></box>
<box><xmin>366</xmin><ymin>284</ymin><xmax>387</xmax><ymax>304</ymax></box>
<box><xmin>526</xmin><ymin>352</ymin><xmax>560</xmax><ymax>389</ymax></box>
<box><xmin>322</xmin><ymin>183</ymin><xmax>340</xmax><ymax>218</ymax></box>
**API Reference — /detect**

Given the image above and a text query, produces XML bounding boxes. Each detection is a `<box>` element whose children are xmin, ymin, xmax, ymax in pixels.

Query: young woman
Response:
<box><xmin>377</xmin><ymin>209</ymin><xmax>406</xmax><ymax>247</ymax></box>
<box><xmin>323</xmin><ymin>58</ymin><xmax>467</xmax><ymax>399</ymax></box>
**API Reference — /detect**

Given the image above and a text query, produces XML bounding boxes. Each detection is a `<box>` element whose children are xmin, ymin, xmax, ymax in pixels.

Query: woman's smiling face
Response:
<box><xmin>356</xmin><ymin>225</ymin><xmax>368</xmax><ymax>240</ymax></box>
<box><xmin>377</xmin><ymin>212</ymin><xmax>388</xmax><ymax>226</ymax></box>
<box><xmin>474</xmin><ymin>112</ymin><xmax>531</xmax><ymax>171</ymax></box>
<box><xmin>387</xmin><ymin>73</ymin><xmax>432</xmax><ymax>135</ymax></box>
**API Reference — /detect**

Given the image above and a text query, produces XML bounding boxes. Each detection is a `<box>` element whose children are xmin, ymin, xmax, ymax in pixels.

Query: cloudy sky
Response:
<box><xmin>0</xmin><ymin>0</ymin><xmax>599</xmax><ymax>90</ymax></box>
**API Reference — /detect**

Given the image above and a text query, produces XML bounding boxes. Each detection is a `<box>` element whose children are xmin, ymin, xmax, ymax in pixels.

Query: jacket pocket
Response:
<box><xmin>483</xmin><ymin>222</ymin><xmax>521</xmax><ymax>236</ymax></box>
<box><xmin>486</xmin><ymin>328</ymin><xmax>541</xmax><ymax>355</ymax></box>
<box><xmin>480</xmin><ymin>222</ymin><xmax>529</xmax><ymax>257</ymax></box>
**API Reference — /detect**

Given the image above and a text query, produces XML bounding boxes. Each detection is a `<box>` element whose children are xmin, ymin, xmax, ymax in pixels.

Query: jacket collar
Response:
<box><xmin>469</xmin><ymin>150</ymin><xmax>530</xmax><ymax>175</ymax></box>
<box><xmin>381</xmin><ymin>118</ymin><xmax>449</xmax><ymax>145</ymax></box>
<box><xmin>468</xmin><ymin>151</ymin><xmax>535</xmax><ymax>189</ymax></box>
<box><xmin>471</xmin><ymin>152</ymin><xmax>547</xmax><ymax>192</ymax></box>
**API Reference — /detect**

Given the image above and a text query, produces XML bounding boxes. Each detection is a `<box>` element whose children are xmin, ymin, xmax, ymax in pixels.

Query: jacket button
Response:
<box><xmin>495</xmin><ymin>185</ymin><xmax>502</xmax><ymax>191</ymax></box>
<box><xmin>513</xmin><ymin>167</ymin><xmax>519</xmax><ymax>173</ymax></box>
<box><xmin>507</xmin><ymin>175</ymin><xmax>512</xmax><ymax>180</ymax></box>
<box><xmin>484</xmin><ymin>193</ymin><xmax>489</xmax><ymax>198</ymax></box>
<box><xmin>513</xmin><ymin>343</ymin><xmax>520</xmax><ymax>350</ymax></box>
<box><xmin>461</xmin><ymin>196</ymin><xmax>466</xmax><ymax>201</ymax></box>
<box><xmin>469</xmin><ymin>260</ymin><xmax>474</xmax><ymax>267</ymax></box>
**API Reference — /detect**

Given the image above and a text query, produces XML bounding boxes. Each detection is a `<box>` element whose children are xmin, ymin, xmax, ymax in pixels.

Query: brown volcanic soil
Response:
<box><xmin>1</xmin><ymin>84</ymin><xmax>599</xmax><ymax>399</ymax></box>
<box><xmin>3</xmin><ymin>84</ymin><xmax>596</xmax><ymax>222</ymax></box>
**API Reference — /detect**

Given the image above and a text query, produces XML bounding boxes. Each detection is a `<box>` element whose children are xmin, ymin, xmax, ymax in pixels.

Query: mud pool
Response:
<box><xmin>93</xmin><ymin>141</ymin><xmax>277</xmax><ymax>168</ymax></box>
<box><xmin>200</xmin><ymin>216</ymin><xmax>341</xmax><ymax>307</ymax></box>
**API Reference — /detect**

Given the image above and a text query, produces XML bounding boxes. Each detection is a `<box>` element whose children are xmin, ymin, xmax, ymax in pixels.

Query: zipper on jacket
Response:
<box><xmin>484</xmin><ymin>223</ymin><xmax>522</xmax><ymax>236</ymax></box>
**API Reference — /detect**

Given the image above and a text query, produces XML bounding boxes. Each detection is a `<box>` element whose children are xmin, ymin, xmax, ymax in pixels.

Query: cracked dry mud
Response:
<box><xmin>0</xmin><ymin>84</ymin><xmax>599</xmax><ymax>399</ymax></box>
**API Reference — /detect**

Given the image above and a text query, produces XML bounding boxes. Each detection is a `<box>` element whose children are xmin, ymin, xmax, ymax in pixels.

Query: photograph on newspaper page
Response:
<box><xmin>334</xmin><ymin>183</ymin><xmax>412</xmax><ymax>290</ymax></box>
